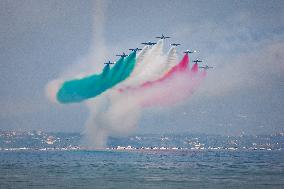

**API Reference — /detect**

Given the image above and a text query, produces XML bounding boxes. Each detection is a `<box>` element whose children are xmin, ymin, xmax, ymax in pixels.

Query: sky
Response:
<box><xmin>0</xmin><ymin>0</ymin><xmax>283</xmax><ymax>135</ymax></box>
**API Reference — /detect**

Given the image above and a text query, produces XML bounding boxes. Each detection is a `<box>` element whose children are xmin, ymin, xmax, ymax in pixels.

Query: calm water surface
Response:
<box><xmin>0</xmin><ymin>150</ymin><xmax>283</xmax><ymax>188</ymax></box>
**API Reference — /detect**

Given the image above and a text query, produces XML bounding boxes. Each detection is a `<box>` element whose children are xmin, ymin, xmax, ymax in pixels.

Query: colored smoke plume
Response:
<box><xmin>45</xmin><ymin>1</ymin><xmax>207</xmax><ymax>149</ymax></box>
<box><xmin>81</xmin><ymin>52</ymin><xmax>206</xmax><ymax>149</ymax></box>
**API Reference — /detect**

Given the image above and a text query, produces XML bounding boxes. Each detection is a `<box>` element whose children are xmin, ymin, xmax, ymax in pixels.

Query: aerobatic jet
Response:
<box><xmin>171</xmin><ymin>43</ymin><xmax>181</xmax><ymax>46</ymax></box>
<box><xmin>184</xmin><ymin>50</ymin><xmax>197</xmax><ymax>54</ymax></box>
<box><xmin>141</xmin><ymin>41</ymin><xmax>156</xmax><ymax>46</ymax></box>
<box><xmin>199</xmin><ymin>65</ymin><xmax>213</xmax><ymax>70</ymax></box>
<box><xmin>192</xmin><ymin>59</ymin><xmax>203</xmax><ymax>64</ymax></box>
<box><xmin>104</xmin><ymin>61</ymin><xmax>115</xmax><ymax>65</ymax></box>
<box><xmin>155</xmin><ymin>34</ymin><xmax>170</xmax><ymax>39</ymax></box>
<box><xmin>129</xmin><ymin>48</ymin><xmax>142</xmax><ymax>52</ymax></box>
<box><xmin>116</xmin><ymin>52</ymin><xmax>128</xmax><ymax>58</ymax></box>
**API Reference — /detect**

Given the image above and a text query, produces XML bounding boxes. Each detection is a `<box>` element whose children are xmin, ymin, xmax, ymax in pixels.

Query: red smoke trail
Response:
<box><xmin>159</xmin><ymin>54</ymin><xmax>189</xmax><ymax>80</ymax></box>
<box><xmin>191</xmin><ymin>63</ymin><xmax>198</xmax><ymax>73</ymax></box>
<box><xmin>139</xmin><ymin>71</ymin><xmax>205</xmax><ymax>107</ymax></box>
<box><xmin>140</xmin><ymin>54</ymin><xmax>190</xmax><ymax>88</ymax></box>
<box><xmin>201</xmin><ymin>70</ymin><xmax>207</xmax><ymax>77</ymax></box>
<box><xmin>119</xmin><ymin>54</ymin><xmax>206</xmax><ymax>107</ymax></box>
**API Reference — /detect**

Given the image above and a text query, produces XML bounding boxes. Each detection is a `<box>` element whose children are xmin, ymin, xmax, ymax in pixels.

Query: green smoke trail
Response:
<box><xmin>57</xmin><ymin>70</ymin><xmax>104</xmax><ymax>103</ymax></box>
<box><xmin>103</xmin><ymin>56</ymin><xmax>125</xmax><ymax>88</ymax></box>
<box><xmin>108</xmin><ymin>52</ymin><xmax>136</xmax><ymax>86</ymax></box>
<box><xmin>102</xmin><ymin>64</ymin><xmax>111</xmax><ymax>77</ymax></box>
<box><xmin>56</xmin><ymin>52</ymin><xmax>136</xmax><ymax>104</ymax></box>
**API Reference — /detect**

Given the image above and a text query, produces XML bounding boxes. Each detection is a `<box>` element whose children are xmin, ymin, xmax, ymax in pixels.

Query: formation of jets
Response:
<box><xmin>104</xmin><ymin>34</ymin><xmax>213</xmax><ymax>70</ymax></box>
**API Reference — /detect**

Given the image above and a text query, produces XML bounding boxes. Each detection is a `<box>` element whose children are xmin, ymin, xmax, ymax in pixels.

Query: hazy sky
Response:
<box><xmin>1</xmin><ymin>0</ymin><xmax>283</xmax><ymax>135</ymax></box>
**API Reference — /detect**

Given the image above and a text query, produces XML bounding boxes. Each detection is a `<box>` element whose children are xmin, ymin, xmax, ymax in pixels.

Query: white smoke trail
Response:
<box><xmin>122</xmin><ymin>40</ymin><xmax>166</xmax><ymax>86</ymax></box>
<box><xmin>136</xmin><ymin>46</ymin><xmax>152</xmax><ymax>65</ymax></box>
<box><xmin>117</xmin><ymin>43</ymin><xmax>179</xmax><ymax>91</ymax></box>
<box><xmin>164</xmin><ymin>46</ymin><xmax>179</xmax><ymax>73</ymax></box>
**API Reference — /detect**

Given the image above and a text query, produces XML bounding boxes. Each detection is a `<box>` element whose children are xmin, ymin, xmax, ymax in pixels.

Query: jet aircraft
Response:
<box><xmin>155</xmin><ymin>34</ymin><xmax>170</xmax><ymax>39</ymax></box>
<box><xmin>129</xmin><ymin>48</ymin><xmax>142</xmax><ymax>52</ymax></box>
<box><xmin>184</xmin><ymin>50</ymin><xmax>197</xmax><ymax>54</ymax></box>
<box><xmin>192</xmin><ymin>59</ymin><xmax>203</xmax><ymax>64</ymax></box>
<box><xmin>104</xmin><ymin>61</ymin><xmax>115</xmax><ymax>65</ymax></box>
<box><xmin>171</xmin><ymin>43</ymin><xmax>181</xmax><ymax>46</ymax></box>
<box><xmin>199</xmin><ymin>65</ymin><xmax>213</xmax><ymax>70</ymax></box>
<box><xmin>141</xmin><ymin>41</ymin><xmax>156</xmax><ymax>46</ymax></box>
<box><xmin>116</xmin><ymin>52</ymin><xmax>128</xmax><ymax>58</ymax></box>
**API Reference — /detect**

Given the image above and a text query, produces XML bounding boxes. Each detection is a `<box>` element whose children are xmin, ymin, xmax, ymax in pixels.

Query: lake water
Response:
<box><xmin>0</xmin><ymin>150</ymin><xmax>283</xmax><ymax>188</ymax></box>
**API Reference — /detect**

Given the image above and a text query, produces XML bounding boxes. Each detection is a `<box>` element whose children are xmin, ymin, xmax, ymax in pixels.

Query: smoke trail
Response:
<box><xmin>135</xmin><ymin>40</ymin><xmax>167</xmax><ymax>83</ymax></box>
<box><xmin>120</xmin><ymin>54</ymin><xmax>205</xmax><ymax>106</ymax></box>
<box><xmin>56</xmin><ymin>67</ymin><xmax>106</xmax><ymax>104</ymax></box>
<box><xmin>119</xmin><ymin>41</ymin><xmax>179</xmax><ymax>92</ymax></box>
<box><xmin>103</xmin><ymin>51</ymin><xmax>137</xmax><ymax>89</ymax></box>
<box><xmin>121</xmin><ymin>40</ymin><xmax>166</xmax><ymax>87</ymax></box>
<box><xmin>113</xmin><ymin>46</ymin><xmax>149</xmax><ymax>89</ymax></box>
<box><xmin>114</xmin><ymin>52</ymin><xmax>137</xmax><ymax>84</ymax></box>
<box><xmin>139</xmin><ymin>70</ymin><xmax>205</xmax><ymax>107</ymax></box>
<box><xmin>164</xmin><ymin>46</ymin><xmax>179</xmax><ymax>73</ymax></box>
<box><xmin>54</xmin><ymin>52</ymin><xmax>135</xmax><ymax>103</ymax></box>
<box><xmin>137</xmin><ymin>46</ymin><xmax>151</xmax><ymax>62</ymax></box>
<box><xmin>191</xmin><ymin>63</ymin><xmax>199</xmax><ymax>73</ymax></box>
